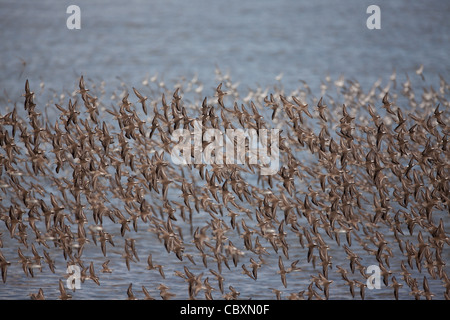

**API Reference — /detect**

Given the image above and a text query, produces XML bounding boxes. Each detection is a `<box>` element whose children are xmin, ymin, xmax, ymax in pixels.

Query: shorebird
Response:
<box><xmin>58</xmin><ymin>279</ymin><xmax>72</xmax><ymax>300</ymax></box>
<box><xmin>126</xmin><ymin>283</ymin><xmax>137</xmax><ymax>300</ymax></box>
<box><xmin>29</xmin><ymin>288</ymin><xmax>45</xmax><ymax>300</ymax></box>
<box><xmin>277</xmin><ymin>256</ymin><xmax>288</xmax><ymax>288</ymax></box>
<box><xmin>101</xmin><ymin>260</ymin><xmax>112</xmax><ymax>273</ymax></box>
<box><xmin>390</xmin><ymin>276</ymin><xmax>403</xmax><ymax>300</ymax></box>
<box><xmin>416</xmin><ymin>64</ymin><xmax>425</xmax><ymax>81</ymax></box>
<box><xmin>1</xmin><ymin>73</ymin><xmax>448</xmax><ymax>301</ymax></box>
<box><xmin>132</xmin><ymin>87</ymin><xmax>148</xmax><ymax>115</ymax></box>
<box><xmin>142</xmin><ymin>286</ymin><xmax>155</xmax><ymax>300</ymax></box>
<box><xmin>158</xmin><ymin>284</ymin><xmax>176</xmax><ymax>300</ymax></box>
<box><xmin>0</xmin><ymin>251</ymin><xmax>11</xmax><ymax>283</ymax></box>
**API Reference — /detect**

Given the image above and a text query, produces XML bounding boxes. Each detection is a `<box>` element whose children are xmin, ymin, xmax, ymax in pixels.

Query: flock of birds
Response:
<box><xmin>0</xmin><ymin>68</ymin><xmax>449</xmax><ymax>300</ymax></box>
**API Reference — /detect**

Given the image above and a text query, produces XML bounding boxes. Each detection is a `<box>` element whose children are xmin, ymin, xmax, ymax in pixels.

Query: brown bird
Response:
<box><xmin>101</xmin><ymin>260</ymin><xmax>112</xmax><ymax>273</ymax></box>
<box><xmin>241</xmin><ymin>264</ymin><xmax>256</xmax><ymax>280</ymax></box>
<box><xmin>203</xmin><ymin>277</ymin><xmax>215</xmax><ymax>300</ymax></box>
<box><xmin>147</xmin><ymin>254</ymin><xmax>165</xmax><ymax>279</ymax></box>
<box><xmin>354</xmin><ymin>280</ymin><xmax>366</xmax><ymax>300</ymax></box>
<box><xmin>269</xmin><ymin>288</ymin><xmax>282</xmax><ymax>300</ymax></box>
<box><xmin>277</xmin><ymin>256</ymin><xmax>288</xmax><ymax>288</ymax></box>
<box><xmin>336</xmin><ymin>265</ymin><xmax>349</xmax><ymax>282</ymax></box>
<box><xmin>314</xmin><ymin>272</ymin><xmax>333</xmax><ymax>300</ymax></box>
<box><xmin>142</xmin><ymin>286</ymin><xmax>155</xmax><ymax>300</ymax></box>
<box><xmin>264</xmin><ymin>93</ymin><xmax>280</xmax><ymax>120</ymax></box>
<box><xmin>43</xmin><ymin>250</ymin><xmax>55</xmax><ymax>273</ymax></box>
<box><xmin>2</xmin><ymin>70</ymin><xmax>449</xmax><ymax>302</ymax></box>
<box><xmin>216</xmin><ymin>83</ymin><xmax>227</xmax><ymax>108</ymax></box>
<box><xmin>345</xmin><ymin>279</ymin><xmax>356</xmax><ymax>298</ymax></box>
<box><xmin>422</xmin><ymin>276</ymin><xmax>434</xmax><ymax>300</ymax></box>
<box><xmin>88</xmin><ymin>261</ymin><xmax>100</xmax><ymax>286</ymax></box>
<box><xmin>209</xmin><ymin>269</ymin><xmax>225</xmax><ymax>294</ymax></box>
<box><xmin>316</xmin><ymin>97</ymin><xmax>328</xmax><ymax>122</ymax></box>
<box><xmin>0</xmin><ymin>251</ymin><xmax>11</xmax><ymax>283</ymax></box>
<box><xmin>390</xmin><ymin>276</ymin><xmax>403</xmax><ymax>300</ymax></box>
<box><xmin>132</xmin><ymin>87</ymin><xmax>148</xmax><ymax>115</ymax></box>
<box><xmin>29</xmin><ymin>288</ymin><xmax>45</xmax><ymax>300</ymax></box>
<box><xmin>223</xmin><ymin>285</ymin><xmax>240</xmax><ymax>300</ymax></box>
<box><xmin>416</xmin><ymin>64</ymin><xmax>425</xmax><ymax>81</ymax></box>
